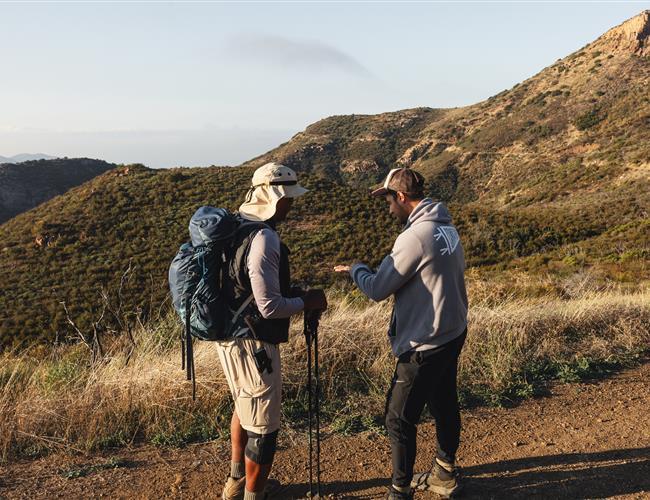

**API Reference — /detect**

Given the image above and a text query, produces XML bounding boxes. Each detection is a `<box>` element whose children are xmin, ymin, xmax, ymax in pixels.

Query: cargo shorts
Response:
<box><xmin>216</xmin><ymin>338</ymin><xmax>282</xmax><ymax>435</ymax></box>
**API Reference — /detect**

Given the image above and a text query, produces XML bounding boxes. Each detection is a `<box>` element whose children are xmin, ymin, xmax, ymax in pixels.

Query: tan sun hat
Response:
<box><xmin>238</xmin><ymin>162</ymin><xmax>308</xmax><ymax>221</ymax></box>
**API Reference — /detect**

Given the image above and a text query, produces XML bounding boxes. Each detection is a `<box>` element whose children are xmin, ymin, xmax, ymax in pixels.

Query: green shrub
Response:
<box><xmin>575</xmin><ymin>108</ymin><xmax>604</xmax><ymax>130</ymax></box>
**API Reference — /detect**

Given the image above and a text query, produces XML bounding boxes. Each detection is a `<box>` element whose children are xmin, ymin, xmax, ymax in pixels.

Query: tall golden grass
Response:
<box><xmin>1</xmin><ymin>279</ymin><xmax>648</xmax><ymax>462</ymax></box>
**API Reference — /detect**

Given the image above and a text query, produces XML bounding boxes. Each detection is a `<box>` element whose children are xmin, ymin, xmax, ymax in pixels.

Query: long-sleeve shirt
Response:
<box><xmin>247</xmin><ymin>228</ymin><xmax>304</xmax><ymax>319</ymax></box>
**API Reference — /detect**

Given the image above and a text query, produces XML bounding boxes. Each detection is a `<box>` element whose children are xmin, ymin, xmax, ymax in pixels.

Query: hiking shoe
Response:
<box><xmin>221</xmin><ymin>477</ymin><xmax>282</xmax><ymax>500</ymax></box>
<box><xmin>411</xmin><ymin>462</ymin><xmax>462</xmax><ymax>498</ymax></box>
<box><xmin>222</xmin><ymin>476</ymin><xmax>246</xmax><ymax>500</ymax></box>
<box><xmin>385</xmin><ymin>486</ymin><xmax>413</xmax><ymax>499</ymax></box>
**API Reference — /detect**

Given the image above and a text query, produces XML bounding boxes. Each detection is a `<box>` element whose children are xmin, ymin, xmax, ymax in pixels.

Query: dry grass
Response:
<box><xmin>1</xmin><ymin>281</ymin><xmax>648</xmax><ymax>462</ymax></box>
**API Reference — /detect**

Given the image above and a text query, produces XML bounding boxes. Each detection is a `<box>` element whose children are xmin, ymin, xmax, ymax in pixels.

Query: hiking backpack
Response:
<box><xmin>168</xmin><ymin>206</ymin><xmax>263</xmax><ymax>398</ymax></box>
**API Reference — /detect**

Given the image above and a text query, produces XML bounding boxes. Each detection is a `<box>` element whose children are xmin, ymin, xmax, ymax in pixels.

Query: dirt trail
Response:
<box><xmin>1</xmin><ymin>363</ymin><xmax>649</xmax><ymax>499</ymax></box>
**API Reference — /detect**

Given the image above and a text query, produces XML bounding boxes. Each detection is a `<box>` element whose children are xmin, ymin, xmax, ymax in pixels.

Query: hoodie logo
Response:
<box><xmin>434</xmin><ymin>226</ymin><xmax>460</xmax><ymax>256</ymax></box>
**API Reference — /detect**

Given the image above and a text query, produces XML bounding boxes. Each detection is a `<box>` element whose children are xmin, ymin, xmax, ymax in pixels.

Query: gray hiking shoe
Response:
<box><xmin>411</xmin><ymin>462</ymin><xmax>462</xmax><ymax>498</ymax></box>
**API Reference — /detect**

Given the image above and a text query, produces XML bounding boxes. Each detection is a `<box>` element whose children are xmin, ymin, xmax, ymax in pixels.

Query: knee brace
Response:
<box><xmin>245</xmin><ymin>430</ymin><xmax>278</xmax><ymax>464</ymax></box>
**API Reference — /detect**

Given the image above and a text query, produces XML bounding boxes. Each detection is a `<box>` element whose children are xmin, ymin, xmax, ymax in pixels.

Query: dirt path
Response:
<box><xmin>1</xmin><ymin>363</ymin><xmax>649</xmax><ymax>499</ymax></box>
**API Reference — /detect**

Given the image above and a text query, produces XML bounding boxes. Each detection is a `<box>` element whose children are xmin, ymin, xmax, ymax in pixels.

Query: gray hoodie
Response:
<box><xmin>350</xmin><ymin>199</ymin><xmax>468</xmax><ymax>357</ymax></box>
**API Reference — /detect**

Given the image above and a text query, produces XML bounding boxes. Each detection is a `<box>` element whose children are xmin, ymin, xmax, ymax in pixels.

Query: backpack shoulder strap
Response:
<box><xmin>231</xmin><ymin>220</ymin><xmax>271</xmax><ymax>276</ymax></box>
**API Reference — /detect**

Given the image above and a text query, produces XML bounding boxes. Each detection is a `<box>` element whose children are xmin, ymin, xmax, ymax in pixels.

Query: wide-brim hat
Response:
<box><xmin>239</xmin><ymin>162</ymin><xmax>308</xmax><ymax>221</ymax></box>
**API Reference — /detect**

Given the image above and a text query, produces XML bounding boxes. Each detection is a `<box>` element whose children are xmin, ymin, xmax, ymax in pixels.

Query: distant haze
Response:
<box><xmin>0</xmin><ymin>153</ymin><xmax>57</xmax><ymax>163</ymax></box>
<box><xmin>0</xmin><ymin>129</ymin><xmax>294</xmax><ymax>168</ymax></box>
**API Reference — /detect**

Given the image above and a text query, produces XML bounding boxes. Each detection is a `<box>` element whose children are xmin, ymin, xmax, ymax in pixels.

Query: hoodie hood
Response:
<box><xmin>405</xmin><ymin>198</ymin><xmax>452</xmax><ymax>229</ymax></box>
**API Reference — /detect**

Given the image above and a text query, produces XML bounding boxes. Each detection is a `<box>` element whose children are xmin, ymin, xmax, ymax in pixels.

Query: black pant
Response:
<box><xmin>385</xmin><ymin>330</ymin><xmax>466</xmax><ymax>487</ymax></box>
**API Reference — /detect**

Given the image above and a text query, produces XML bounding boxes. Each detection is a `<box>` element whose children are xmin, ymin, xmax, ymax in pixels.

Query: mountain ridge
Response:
<box><xmin>244</xmin><ymin>11</ymin><xmax>649</xmax><ymax>204</ymax></box>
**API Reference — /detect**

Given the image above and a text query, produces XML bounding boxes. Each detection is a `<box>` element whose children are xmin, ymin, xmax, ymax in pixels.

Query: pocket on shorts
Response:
<box><xmin>223</xmin><ymin>340</ymin><xmax>265</xmax><ymax>389</ymax></box>
<box><xmin>245</xmin><ymin>341</ymin><xmax>281</xmax><ymax>388</ymax></box>
<box><xmin>237</xmin><ymin>383</ymin><xmax>280</xmax><ymax>431</ymax></box>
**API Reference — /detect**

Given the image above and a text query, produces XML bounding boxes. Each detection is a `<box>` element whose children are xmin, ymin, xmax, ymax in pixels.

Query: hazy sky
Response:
<box><xmin>0</xmin><ymin>1</ymin><xmax>644</xmax><ymax>168</ymax></box>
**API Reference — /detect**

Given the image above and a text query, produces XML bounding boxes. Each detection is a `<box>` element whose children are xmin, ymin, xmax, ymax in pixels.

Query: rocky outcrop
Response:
<box><xmin>397</xmin><ymin>141</ymin><xmax>433</xmax><ymax>166</ymax></box>
<box><xmin>340</xmin><ymin>159</ymin><xmax>381</xmax><ymax>174</ymax></box>
<box><xmin>599</xmin><ymin>10</ymin><xmax>650</xmax><ymax>55</ymax></box>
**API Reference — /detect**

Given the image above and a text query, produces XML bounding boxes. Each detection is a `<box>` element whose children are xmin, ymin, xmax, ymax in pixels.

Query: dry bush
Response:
<box><xmin>461</xmin><ymin>289</ymin><xmax>649</xmax><ymax>403</ymax></box>
<box><xmin>1</xmin><ymin>286</ymin><xmax>648</xmax><ymax>462</ymax></box>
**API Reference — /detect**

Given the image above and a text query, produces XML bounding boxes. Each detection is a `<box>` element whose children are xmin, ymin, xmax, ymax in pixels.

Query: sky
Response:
<box><xmin>0</xmin><ymin>1</ymin><xmax>645</xmax><ymax>168</ymax></box>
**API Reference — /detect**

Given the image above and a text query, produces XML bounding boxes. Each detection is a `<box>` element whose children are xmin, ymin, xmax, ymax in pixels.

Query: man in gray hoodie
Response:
<box><xmin>335</xmin><ymin>167</ymin><xmax>468</xmax><ymax>499</ymax></box>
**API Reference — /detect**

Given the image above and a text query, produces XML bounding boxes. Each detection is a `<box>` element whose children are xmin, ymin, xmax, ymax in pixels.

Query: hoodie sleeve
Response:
<box><xmin>350</xmin><ymin>231</ymin><xmax>423</xmax><ymax>302</ymax></box>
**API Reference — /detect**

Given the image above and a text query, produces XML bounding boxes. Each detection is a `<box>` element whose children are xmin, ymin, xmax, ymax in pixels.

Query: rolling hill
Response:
<box><xmin>0</xmin><ymin>158</ymin><xmax>115</xmax><ymax>224</ymax></box>
<box><xmin>0</xmin><ymin>12</ymin><xmax>648</xmax><ymax>348</ymax></box>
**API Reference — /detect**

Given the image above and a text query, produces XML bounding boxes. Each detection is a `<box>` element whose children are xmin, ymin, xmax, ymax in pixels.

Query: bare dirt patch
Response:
<box><xmin>1</xmin><ymin>363</ymin><xmax>648</xmax><ymax>499</ymax></box>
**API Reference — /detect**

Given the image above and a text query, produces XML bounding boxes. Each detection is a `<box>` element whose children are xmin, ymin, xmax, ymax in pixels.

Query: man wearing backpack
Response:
<box><xmin>334</xmin><ymin>168</ymin><xmax>468</xmax><ymax>499</ymax></box>
<box><xmin>218</xmin><ymin>162</ymin><xmax>327</xmax><ymax>500</ymax></box>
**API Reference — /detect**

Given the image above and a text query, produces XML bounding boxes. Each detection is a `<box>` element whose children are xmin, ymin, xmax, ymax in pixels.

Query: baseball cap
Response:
<box><xmin>371</xmin><ymin>168</ymin><xmax>425</xmax><ymax>197</ymax></box>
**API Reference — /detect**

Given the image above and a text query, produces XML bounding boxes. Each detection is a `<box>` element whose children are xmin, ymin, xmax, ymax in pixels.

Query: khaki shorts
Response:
<box><xmin>216</xmin><ymin>338</ymin><xmax>282</xmax><ymax>435</ymax></box>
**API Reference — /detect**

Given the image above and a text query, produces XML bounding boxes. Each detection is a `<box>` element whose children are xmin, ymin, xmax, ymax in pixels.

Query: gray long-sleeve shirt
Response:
<box><xmin>247</xmin><ymin>228</ymin><xmax>304</xmax><ymax>319</ymax></box>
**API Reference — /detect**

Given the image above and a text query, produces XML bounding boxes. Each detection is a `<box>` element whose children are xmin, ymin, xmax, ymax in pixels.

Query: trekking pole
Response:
<box><xmin>304</xmin><ymin>312</ymin><xmax>314</xmax><ymax>497</ymax></box>
<box><xmin>313</xmin><ymin>314</ymin><xmax>322</xmax><ymax>498</ymax></box>
<box><xmin>184</xmin><ymin>296</ymin><xmax>196</xmax><ymax>400</ymax></box>
<box><xmin>304</xmin><ymin>309</ymin><xmax>322</xmax><ymax>498</ymax></box>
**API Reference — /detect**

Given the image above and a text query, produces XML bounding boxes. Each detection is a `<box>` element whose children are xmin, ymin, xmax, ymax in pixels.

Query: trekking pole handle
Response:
<box><xmin>303</xmin><ymin>309</ymin><xmax>320</xmax><ymax>344</ymax></box>
<box><xmin>305</xmin><ymin>308</ymin><xmax>321</xmax><ymax>329</ymax></box>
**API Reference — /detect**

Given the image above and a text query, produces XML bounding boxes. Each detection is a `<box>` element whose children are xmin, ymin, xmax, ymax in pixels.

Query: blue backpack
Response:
<box><xmin>169</xmin><ymin>206</ymin><xmax>260</xmax><ymax>397</ymax></box>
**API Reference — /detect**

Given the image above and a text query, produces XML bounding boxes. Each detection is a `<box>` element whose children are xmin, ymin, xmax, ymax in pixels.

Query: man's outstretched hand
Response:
<box><xmin>303</xmin><ymin>289</ymin><xmax>328</xmax><ymax>311</ymax></box>
<box><xmin>334</xmin><ymin>262</ymin><xmax>362</xmax><ymax>273</ymax></box>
